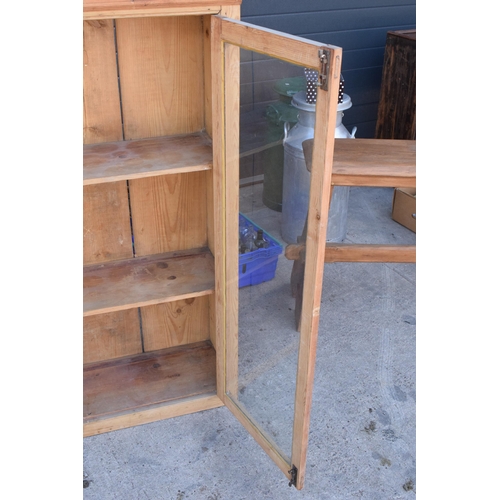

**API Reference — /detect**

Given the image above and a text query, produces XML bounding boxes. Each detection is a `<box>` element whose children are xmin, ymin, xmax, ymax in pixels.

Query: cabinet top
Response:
<box><xmin>84</xmin><ymin>0</ymin><xmax>241</xmax><ymax>19</ymax></box>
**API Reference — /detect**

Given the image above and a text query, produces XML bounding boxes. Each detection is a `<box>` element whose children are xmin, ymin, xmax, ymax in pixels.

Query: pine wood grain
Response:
<box><xmin>84</xmin><ymin>393</ymin><xmax>223</xmax><ymax>436</ymax></box>
<box><xmin>83</xmin><ymin>182</ymin><xmax>134</xmax><ymax>264</ymax></box>
<box><xmin>83</xmin><ymin>19</ymin><xmax>122</xmax><ymax>144</ymax></box>
<box><xmin>203</xmin><ymin>15</ymin><xmax>214</xmax><ymax>139</ymax></box>
<box><xmin>84</xmin><ymin>340</ymin><xmax>217</xmax><ymax>422</ymax></box>
<box><xmin>219</xmin><ymin>18</ymin><xmax>335</xmax><ymax>70</ymax></box>
<box><xmin>83</xmin><ymin>19</ymin><xmax>132</xmax><ymax>265</ymax></box>
<box><xmin>84</xmin><ymin>248</ymin><xmax>215</xmax><ymax>316</ymax></box>
<box><xmin>114</xmin><ymin>16</ymin><xmax>210</xmax><ymax>340</ymax></box>
<box><xmin>116</xmin><ymin>16</ymin><xmax>205</xmax><ymax>140</ymax></box>
<box><xmin>286</xmin><ymin>243</ymin><xmax>416</xmax><ymax>263</ymax></box>
<box><xmin>210</xmin><ymin>15</ymin><xmax>226</xmax><ymax>399</ymax></box>
<box><xmin>128</xmin><ymin>170</ymin><xmax>208</xmax><ymax>255</ymax></box>
<box><xmin>85</xmin><ymin>0</ymin><xmax>240</xmax><ymax>7</ymax></box>
<box><xmin>202</xmin><ymin>5</ymin><xmax>241</xmax><ymax>139</ymax></box>
<box><xmin>222</xmin><ymin>37</ymin><xmax>241</xmax><ymax>398</ymax></box>
<box><xmin>84</xmin><ymin>309</ymin><xmax>142</xmax><ymax>364</ymax></box>
<box><xmin>84</xmin><ymin>1</ymin><xmax>241</xmax><ymax>20</ymax></box>
<box><xmin>83</xmin><ymin>18</ymin><xmax>139</xmax><ymax>373</ymax></box>
<box><xmin>291</xmin><ymin>47</ymin><xmax>343</xmax><ymax>491</ymax></box>
<box><xmin>302</xmin><ymin>138</ymin><xmax>416</xmax><ymax>188</ymax></box>
<box><xmin>84</xmin><ymin>132</ymin><xmax>213</xmax><ymax>185</ymax></box>
<box><xmin>141</xmin><ymin>296</ymin><xmax>211</xmax><ymax>351</ymax></box>
<box><xmin>85</xmin><ymin>6</ymin><xmax>221</xmax><ymax>20</ymax></box>
<box><xmin>212</xmin><ymin>16</ymin><xmax>342</xmax><ymax>488</ymax></box>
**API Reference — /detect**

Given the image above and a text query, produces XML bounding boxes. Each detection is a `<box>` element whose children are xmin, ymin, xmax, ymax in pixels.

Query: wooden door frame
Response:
<box><xmin>211</xmin><ymin>15</ymin><xmax>342</xmax><ymax>489</ymax></box>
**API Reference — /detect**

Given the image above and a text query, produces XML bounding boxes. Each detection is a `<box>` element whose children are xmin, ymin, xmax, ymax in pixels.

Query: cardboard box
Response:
<box><xmin>392</xmin><ymin>188</ymin><xmax>416</xmax><ymax>232</ymax></box>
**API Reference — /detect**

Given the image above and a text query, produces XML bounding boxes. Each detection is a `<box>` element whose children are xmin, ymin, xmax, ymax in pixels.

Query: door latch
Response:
<box><xmin>317</xmin><ymin>49</ymin><xmax>330</xmax><ymax>91</ymax></box>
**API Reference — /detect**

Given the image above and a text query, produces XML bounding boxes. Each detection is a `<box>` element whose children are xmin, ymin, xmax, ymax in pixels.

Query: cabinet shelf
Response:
<box><xmin>84</xmin><ymin>340</ymin><xmax>218</xmax><ymax>426</ymax></box>
<box><xmin>83</xmin><ymin>132</ymin><xmax>213</xmax><ymax>185</ymax></box>
<box><xmin>83</xmin><ymin>247</ymin><xmax>215</xmax><ymax>317</ymax></box>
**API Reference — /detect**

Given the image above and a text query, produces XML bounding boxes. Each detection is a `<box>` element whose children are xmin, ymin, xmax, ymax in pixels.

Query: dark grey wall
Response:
<box><xmin>241</xmin><ymin>0</ymin><xmax>416</xmax><ymax>138</ymax></box>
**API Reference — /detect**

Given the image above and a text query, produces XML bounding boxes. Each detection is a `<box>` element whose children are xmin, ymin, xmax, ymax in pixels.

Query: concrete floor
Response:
<box><xmin>83</xmin><ymin>185</ymin><xmax>416</xmax><ymax>499</ymax></box>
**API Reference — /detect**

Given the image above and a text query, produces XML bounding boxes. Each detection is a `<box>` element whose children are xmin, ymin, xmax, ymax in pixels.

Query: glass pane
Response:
<box><xmin>225</xmin><ymin>45</ymin><xmax>320</xmax><ymax>461</ymax></box>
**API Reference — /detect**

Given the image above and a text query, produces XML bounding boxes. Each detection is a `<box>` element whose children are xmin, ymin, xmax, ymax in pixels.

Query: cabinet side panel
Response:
<box><xmin>84</xmin><ymin>309</ymin><xmax>142</xmax><ymax>364</ymax></box>
<box><xmin>203</xmin><ymin>15</ymin><xmax>213</xmax><ymax>139</ymax></box>
<box><xmin>202</xmin><ymin>6</ymin><xmax>240</xmax><ymax>140</ymax></box>
<box><xmin>128</xmin><ymin>171</ymin><xmax>208</xmax><ymax>255</ymax></box>
<box><xmin>141</xmin><ymin>296</ymin><xmax>210</xmax><ymax>351</ymax></box>
<box><xmin>116</xmin><ymin>16</ymin><xmax>205</xmax><ymax>139</ymax></box>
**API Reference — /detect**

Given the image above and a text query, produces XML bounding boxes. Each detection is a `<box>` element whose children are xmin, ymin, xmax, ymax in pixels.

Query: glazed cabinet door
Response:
<box><xmin>211</xmin><ymin>16</ymin><xmax>342</xmax><ymax>489</ymax></box>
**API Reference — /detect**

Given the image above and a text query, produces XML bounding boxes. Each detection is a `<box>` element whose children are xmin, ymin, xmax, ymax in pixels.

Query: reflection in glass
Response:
<box><xmin>225</xmin><ymin>47</ymin><xmax>318</xmax><ymax>460</ymax></box>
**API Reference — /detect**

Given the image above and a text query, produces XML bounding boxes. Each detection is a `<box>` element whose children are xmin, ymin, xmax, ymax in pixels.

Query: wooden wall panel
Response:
<box><xmin>84</xmin><ymin>309</ymin><xmax>142</xmax><ymax>364</ymax></box>
<box><xmin>129</xmin><ymin>171</ymin><xmax>208</xmax><ymax>255</ymax></box>
<box><xmin>83</xmin><ymin>19</ymin><xmax>123</xmax><ymax>144</ymax></box>
<box><xmin>83</xmin><ymin>18</ymin><xmax>132</xmax><ymax>266</ymax></box>
<box><xmin>83</xmin><ymin>19</ymin><xmax>141</xmax><ymax>362</ymax></box>
<box><xmin>83</xmin><ymin>182</ymin><xmax>134</xmax><ymax>264</ymax></box>
<box><xmin>141</xmin><ymin>296</ymin><xmax>210</xmax><ymax>351</ymax></box>
<box><xmin>115</xmin><ymin>17</ymin><xmax>209</xmax><ymax>342</ymax></box>
<box><xmin>115</xmin><ymin>16</ymin><xmax>205</xmax><ymax>139</ymax></box>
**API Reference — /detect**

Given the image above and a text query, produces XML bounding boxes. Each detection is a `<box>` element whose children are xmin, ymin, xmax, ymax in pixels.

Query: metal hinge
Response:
<box><xmin>317</xmin><ymin>49</ymin><xmax>330</xmax><ymax>91</ymax></box>
<box><xmin>288</xmin><ymin>465</ymin><xmax>298</xmax><ymax>487</ymax></box>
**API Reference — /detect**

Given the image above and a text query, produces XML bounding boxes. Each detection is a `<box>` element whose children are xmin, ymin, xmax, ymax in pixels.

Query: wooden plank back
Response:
<box><xmin>141</xmin><ymin>296</ymin><xmax>211</xmax><ymax>351</ymax></box>
<box><xmin>115</xmin><ymin>16</ymin><xmax>210</xmax><ymax>350</ymax></box>
<box><xmin>84</xmin><ymin>310</ymin><xmax>142</xmax><ymax>364</ymax></box>
<box><xmin>83</xmin><ymin>19</ymin><xmax>123</xmax><ymax>144</ymax></box>
<box><xmin>116</xmin><ymin>16</ymin><xmax>205</xmax><ymax>139</ymax></box>
<box><xmin>83</xmin><ymin>19</ymin><xmax>141</xmax><ymax>362</ymax></box>
<box><xmin>83</xmin><ymin>182</ymin><xmax>134</xmax><ymax>264</ymax></box>
<box><xmin>128</xmin><ymin>171</ymin><xmax>208</xmax><ymax>256</ymax></box>
<box><xmin>83</xmin><ymin>19</ymin><xmax>131</xmax><ymax>264</ymax></box>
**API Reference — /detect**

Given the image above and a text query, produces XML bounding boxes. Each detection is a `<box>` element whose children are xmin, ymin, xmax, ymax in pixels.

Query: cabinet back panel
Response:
<box><xmin>83</xmin><ymin>182</ymin><xmax>134</xmax><ymax>264</ymax></box>
<box><xmin>84</xmin><ymin>309</ymin><xmax>142</xmax><ymax>364</ymax></box>
<box><xmin>83</xmin><ymin>18</ymin><xmax>132</xmax><ymax>266</ymax></box>
<box><xmin>141</xmin><ymin>296</ymin><xmax>210</xmax><ymax>351</ymax></box>
<box><xmin>83</xmin><ymin>15</ymin><xmax>213</xmax><ymax>364</ymax></box>
<box><xmin>128</xmin><ymin>170</ymin><xmax>208</xmax><ymax>351</ymax></box>
<box><xmin>83</xmin><ymin>19</ymin><xmax>123</xmax><ymax>144</ymax></box>
<box><xmin>116</xmin><ymin>16</ymin><xmax>205</xmax><ymax>139</ymax></box>
<box><xmin>83</xmin><ymin>19</ymin><xmax>140</xmax><ymax>362</ymax></box>
<box><xmin>128</xmin><ymin>171</ymin><xmax>208</xmax><ymax>255</ymax></box>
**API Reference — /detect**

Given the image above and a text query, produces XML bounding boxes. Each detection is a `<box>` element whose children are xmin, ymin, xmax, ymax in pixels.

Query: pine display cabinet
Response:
<box><xmin>83</xmin><ymin>0</ymin><xmax>343</xmax><ymax>489</ymax></box>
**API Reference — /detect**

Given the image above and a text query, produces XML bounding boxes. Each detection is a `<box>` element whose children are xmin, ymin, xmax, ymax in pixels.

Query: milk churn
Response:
<box><xmin>281</xmin><ymin>73</ymin><xmax>356</xmax><ymax>244</ymax></box>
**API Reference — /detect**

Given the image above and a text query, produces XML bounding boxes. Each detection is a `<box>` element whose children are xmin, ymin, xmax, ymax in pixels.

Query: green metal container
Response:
<box><xmin>262</xmin><ymin>76</ymin><xmax>305</xmax><ymax>212</ymax></box>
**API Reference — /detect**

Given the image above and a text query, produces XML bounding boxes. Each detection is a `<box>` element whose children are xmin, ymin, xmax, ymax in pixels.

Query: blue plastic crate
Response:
<box><xmin>239</xmin><ymin>213</ymin><xmax>283</xmax><ymax>288</ymax></box>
